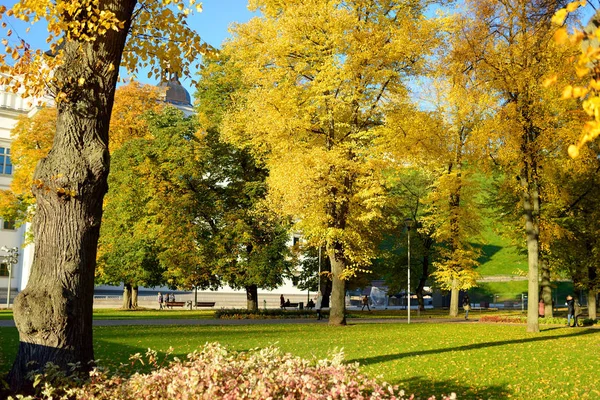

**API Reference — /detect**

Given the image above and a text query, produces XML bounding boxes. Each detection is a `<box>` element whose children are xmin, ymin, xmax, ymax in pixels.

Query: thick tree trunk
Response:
<box><xmin>122</xmin><ymin>284</ymin><xmax>132</xmax><ymax>309</ymax></box>
<box><xmin>449</xmin><ymin>280</ymin><xmax>459</xmax><ymax>317</ymax></box>
<box><xmin>588</xmin><ymin>290</ymin><xmax>597</xmax><ymax>320</ymax></box>
<box><xmin>246</xmin><ymin>285</ymin><xmax>258</xmax><ymax>311</ymax></box>
<box><xmin>540</xmin><ymin>262</ymin><xmax>553</xmax><ymax>318</ymax></box>
<box><xmin>8</xmin><ymin>0</ymin><xmax>136</xmax><ymax>391</ymax></box>
<box><xmin>328</xmin><ymin>242</ymin><xmax>346</xmax><ymax>326</ymax></box>
<box><xmin>523</xmin><ymin>179</ymin><xmax>540</xmax><ymax>333</ymax></box>
<box><xmin>132</xmin><ymin>286</ymin><xmax>138</xmax><ymax>309</ymax></box>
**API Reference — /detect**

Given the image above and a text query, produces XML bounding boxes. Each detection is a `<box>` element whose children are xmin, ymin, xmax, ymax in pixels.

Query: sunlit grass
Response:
<box><xmin>1</xmin><ymin>322</ymin><xmax>598</xmax><ymax>399</ymax></box>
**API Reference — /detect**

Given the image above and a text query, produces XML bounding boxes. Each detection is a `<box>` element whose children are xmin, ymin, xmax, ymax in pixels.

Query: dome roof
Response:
<box><xmin>159</xmin><ymin>72</ymin><xmax>191</xmax><ymax>107</ymax></box>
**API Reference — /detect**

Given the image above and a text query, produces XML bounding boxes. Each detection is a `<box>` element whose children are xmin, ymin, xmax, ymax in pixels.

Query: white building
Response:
<box><xmin>0</xmin><ymin>85</ymin><xmax>39</xmax><ymax>298</ymax></box>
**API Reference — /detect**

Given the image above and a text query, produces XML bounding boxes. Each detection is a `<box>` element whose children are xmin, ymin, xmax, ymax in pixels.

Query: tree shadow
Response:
<box><xmin>346</xmin><ymin>328</ymin><xmax>599</xmax><ymax>366</ymax></box>
<box><xmin>395</xmin><ymin>375</ymin><xmax>511</xmax><ymax>399</ymax></box>
<box><xmin>474</xmin><ymin>243</ymin><xmax>503</xmax><ymax>265</ymax></box>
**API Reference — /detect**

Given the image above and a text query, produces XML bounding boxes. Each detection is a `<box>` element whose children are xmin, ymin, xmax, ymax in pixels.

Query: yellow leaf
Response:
<box><xmin>543</xmin><ymin>75</ymin><xmax>557</xmax><ymax>87</ymax></box>
<box><xmin>566</xmin><ymin>1</ymin><xmax>581</xmax><ymax>12</ymax></box>
<box><xmin>78</xmin><ymin>77</ymin><xmax>85</xmax><ymax>86</ymax></box>
<box><xmin>562</xmin><ymin>85</ymin><xmax>573</xmax><ymax>99</ymax></box>
<box><xmin>554</xmin><ymin>27</ymin><xmax>569</xmax><ymax>44</ymax></box>
<box><xmin>551</xmin><ymin>9</ymin><xmax>568</xmax><ymax>25</ymax></box>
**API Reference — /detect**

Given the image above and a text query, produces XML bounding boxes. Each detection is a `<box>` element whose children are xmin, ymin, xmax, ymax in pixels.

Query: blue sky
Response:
<box><xmin>3</xmin><ymin>0</ymin><xmax>258</xmax><ymax>96</ymax></box>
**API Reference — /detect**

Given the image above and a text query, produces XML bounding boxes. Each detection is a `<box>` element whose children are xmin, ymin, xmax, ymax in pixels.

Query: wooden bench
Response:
<box><xmin>281</xmin><ymin>302</ymin><xmax>299</xmax><ymax>310</ymax></box>
<box><xmin>165</xmin><ymin>301</ymin><xmax>187</xmax><ymax>309</ymax></box>
<box><xmin>188</xmin><ymin>301</ymin><xmax>216</xmax><ymax>310</ymax></box>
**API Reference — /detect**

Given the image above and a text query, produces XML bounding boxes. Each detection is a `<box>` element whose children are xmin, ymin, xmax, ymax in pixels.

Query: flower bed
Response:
<box><xmin>8</xmin><ymin>344</ymin><xmax>456</xmax><ymax>400</ymax></box>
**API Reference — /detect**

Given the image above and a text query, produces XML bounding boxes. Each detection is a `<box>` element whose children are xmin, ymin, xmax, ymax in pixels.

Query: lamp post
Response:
<box><xmin>404</xmin><ymin>218</ymin><xmax>414</xmax><ymax>324</ymax></box>
<box><xmin>1</xmin><ymin>246</ymin><xmax>18</xmax><ymax>308</ymax></box>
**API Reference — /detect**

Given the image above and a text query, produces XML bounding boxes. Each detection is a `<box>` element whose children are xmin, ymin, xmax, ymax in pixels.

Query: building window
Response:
<box><xmin>0</xmin><ymin>263</ymin><xmax>8</xmax><ymax>277</ymax></box>
<box><xmin>0</xmin><ymin>147</ymin><xmax>12</xmax><ymax>175</ymax></box>
<box><xmin>2</xmin><ymin>220</ymin><xmax>15</xmax><ymax>230</ymax></box>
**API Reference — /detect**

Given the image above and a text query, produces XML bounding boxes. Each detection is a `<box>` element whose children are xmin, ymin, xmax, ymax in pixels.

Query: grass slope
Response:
<box><xmin>1</xmin><ymin>322</ymin><xmax>598</xmax><ymax>399</ymax></box>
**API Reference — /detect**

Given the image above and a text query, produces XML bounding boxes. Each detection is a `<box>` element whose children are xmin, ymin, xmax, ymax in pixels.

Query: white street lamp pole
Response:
<box><xmin>404</xmin><ymin>218</ymin><xmax>414</xmax><ymax>325</ymax></box>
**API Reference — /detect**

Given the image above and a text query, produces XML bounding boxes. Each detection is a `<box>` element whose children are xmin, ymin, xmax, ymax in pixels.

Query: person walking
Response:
<box><xmin>158</xmin><ymin>292</ymin><xmax>163</xmax><ymax>310</ymax></box>
<box><xmin>462</xmin><ymin>294</ymin><xmax>471</xmax><ymax>320</ymax></box>
<box><xmin>361</xmin><ymin>295</ymin><xmax>370</xmax><ymax>311</ymax></box>
<box><xmin>566</xmin><ymin>295</ymin><xmax>575</xmax><ymax>327</ymax></box>
<box><xmin>316</xmin><ymin>291</ymin><xmax>323</xmax><ymax>320</ymax></box>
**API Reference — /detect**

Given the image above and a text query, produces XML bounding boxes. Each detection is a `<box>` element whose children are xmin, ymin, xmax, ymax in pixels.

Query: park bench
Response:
<box><xmin>281</xmin><ymin>302</ymin><xmax>299</xmax><ymax>310</ymax></box>
<box><xmin>189</xmin><ymin>301</ymin><xmax>216</xmax><ymax>310</ymax></box>
<box><xmin>165</xmin><ymin>301</ymin><xmax>187</xmax><ymax>309</ymax></box>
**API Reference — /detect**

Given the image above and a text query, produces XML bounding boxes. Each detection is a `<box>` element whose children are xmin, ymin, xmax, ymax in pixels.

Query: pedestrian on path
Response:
<box><xmin>158</xmin><ymin>292</ymin><xmax>163</xmax><ymax>310</ymax></box>
<box><xmin>566</xmin><ymin>295</ymin><xmax>575</xmax><ymax>327</ymax></box>
<box><xmin>316</xmin><ymin>291</ymin><xmax>323</xmax><ymax>320</ymax></box>
<box><xmin>362</xmin><ymin>295</ymin><xmax>370</xmax><ymax>311</ymax></box>
<box><xmin>462</xmin><ymin>294</ymin><xmax>471</xmax><ymax>320</ymax></box>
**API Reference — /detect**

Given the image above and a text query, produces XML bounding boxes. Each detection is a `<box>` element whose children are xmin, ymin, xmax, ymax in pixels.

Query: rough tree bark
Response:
<box><xmin>328</xmin><ymin>241</ymin><xmax>347</xmax><ymax>326</ymax></box>
<box><xmin>540</xmin><ymin>260</ymin><xmax>553</xmax><ymax>318</ymax></box>
<box><xmin>8</xmin><ymin>0</ymin><xmax>136</xmax><ymax>391</ymax></box>
<box><xmin>246</xmin><ymin>285</ymin><xmax>258</xmax><ymax>311</ymax></box>
<box><xmin>132</xmin><ymin>285</ymin><xmax>138</xmax><ymax>309</ymax></box>
<box><xmin>122</xmin><ymin>284</ymin><xmax>132</xmax><ymax>309</ymax></box>
<box><xmin>588</xmin><ymin>290</ymin><xmax>597</xmax><ymax>320</ymax></box>
<box><xmin>449</xmin><ymin>280</ymin><xmax>459</xmax><ymax>317</ymax></box>
<box><xmin>521</xmin><ymin>170</ymin><xmax>540</xmax><ymax>333</ymax></box>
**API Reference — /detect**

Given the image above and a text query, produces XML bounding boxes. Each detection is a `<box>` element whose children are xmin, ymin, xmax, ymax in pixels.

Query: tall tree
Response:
<box><xmin>0</xmin><ymin>0</ymin><xmax>209</xmax><ymax>389</ymax></box>
<box><xmin>457</xmin><ymin>0</ymin><xmax>579</xmax><ymax>331</ymax></box>
<box><xmin>222</xmin><ymin>0</ymin><xmax>440</xmax><ymax>325</ymax></box>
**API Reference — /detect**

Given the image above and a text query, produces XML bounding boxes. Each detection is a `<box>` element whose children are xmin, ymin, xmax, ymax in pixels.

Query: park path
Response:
<box><xmin>0</xmin><ymin>317</ymin><xmax>476</xmax><ymax>328</ymax></box>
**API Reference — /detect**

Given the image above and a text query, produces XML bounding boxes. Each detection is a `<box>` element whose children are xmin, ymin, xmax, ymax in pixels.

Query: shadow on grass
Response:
<box><xmin>397</xmin><ymin>375</ymin><xmax>511</xmax><ymax>399</ymax></box>
<box><xmin>347</xmin><ymin>328</ymin><xmax>599</xmax><ymax>366</ymax></box>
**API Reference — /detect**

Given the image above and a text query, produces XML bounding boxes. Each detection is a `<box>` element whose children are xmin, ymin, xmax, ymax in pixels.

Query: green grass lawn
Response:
<box><xmin>1</xmin><ymin>322</ymin><xmax>598</xmax><ymax>399</ymax></box>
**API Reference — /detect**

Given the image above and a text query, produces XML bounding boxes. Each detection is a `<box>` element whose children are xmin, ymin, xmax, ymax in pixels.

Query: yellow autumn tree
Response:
<box><xmin>0</xmin><ymin>81</ymin><xmax>165</xmax><ymax>223</ymax></box>
<box><xmin>457</xmin><ymin>0</ymin><xmax>583</xmax><ymax>332</ymax></box>
<box><xmin>0</xmin><ymin>0</ymin><xmax>210</xmax><ymax>388</ymax></box>
<box><xmin>221</xmin><ymin>0</ymin><xmax>440</xmax><ymax>325</ymax></box>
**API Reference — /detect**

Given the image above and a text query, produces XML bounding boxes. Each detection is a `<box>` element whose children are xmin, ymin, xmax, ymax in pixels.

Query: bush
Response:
<box><xmin>9</xmin><ymin>344</ymin><xmax>457</xmax><ymax>400</ymax></box>
<box><xmin>480</xmin><ymin>315</ymin><xmax>598</xmax><ymax>326</ymax></box>
<box><xmin>215</xmin><ymin>308</ymin><xmax>327</xmax><ymax>319</ymax></box>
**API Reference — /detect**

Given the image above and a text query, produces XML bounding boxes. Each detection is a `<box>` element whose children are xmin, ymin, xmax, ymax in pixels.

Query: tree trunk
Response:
<box><xmin>132</xmin><ymin>286</ymin><xmax>138</xmax><ymax>309</ymax></box>
<box><xmin>540</xmin><ymin>260</ymin><xmax>553</xmax><ymax>318</ymax></box>
<box><xmin>522</xmin><ymin>176</ymin><xmax>540</xmax><ymax>333</ymax></box>
<box><xmin>328</xmin><ymin>242</ymin><xmax>346</xmax><ymax>326</ymax></box>
<box><xmin>246</xmin><ymin>285</ymin><xmax>258</xmax><ymax>311</ymax></box>
<box><xmin>8</xmin><ymin>0</ymin><xmax>136</xmax><ymax>391</ymax></box>
<box><xmin>416</xmin><ymin>245</ymin><xmax>431</xmax><ymax>312</ymax></box>
<box><xmin>449</xmin><ymin>279</ymin><xmax>459</xmax><ymax>317</ymax></box>
<box><xmin>588</xmin><ymin>290</ymin><xmax>597</xmax><ymax>320</ymax></box>
<box><xmin>122</xmin><ymin>284</ymin><xmax>132</xmax><ymax>309</ymax></box>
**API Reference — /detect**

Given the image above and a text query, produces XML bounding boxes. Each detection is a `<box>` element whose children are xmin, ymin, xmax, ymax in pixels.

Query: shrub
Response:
<box><xmin>9</xmin><ymin>344</ymin><xmax>457</xmax><ymax>400</ymax></box>
<box><xmin>480</xmin><ymin>315</ymin><xmax>598</xmax><ymax>326</ymax></box>
<box><xmin>215</xmin><ymin>308</ymin><xmax>328</xmax><ymax>319</ymax></box>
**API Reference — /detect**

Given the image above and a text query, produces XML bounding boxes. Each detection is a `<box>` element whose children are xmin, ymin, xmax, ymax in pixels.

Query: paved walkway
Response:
<box><xmin>0</xmin><ymin>317</ymin><xmax>477</xmax><ymax>328</ymax></box>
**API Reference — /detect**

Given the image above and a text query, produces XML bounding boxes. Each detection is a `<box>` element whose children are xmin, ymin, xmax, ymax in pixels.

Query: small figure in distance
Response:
<box><xmin>280</xmin><ymin>294</ymin><xmax>285</xmax><ymax>309</ymax></box>
<box><xmin>284</xmin><ymin>298</ymin><xmax>291</xmax><ymax>307</ymax></box>
<box><xmin>361</xmin><ymin>295</ymin><xmax>370</xmax><ymax>311</ymax></box>
<box><xmin>158</xmin><ymin>292</ymin><xmax>163</xmax><ymax>310</ymax></box>
<box><xmin>566</xmin><ymin>295</ymin><xmax>575</xmax><ymax>327</ymax></box>
<box><xmin>538</xmin><ymin>298</ymin><xmax>545</xmax><ymax>318</ymax></box>
<box><xmin>316</xmin><ymin>290</ymin><xmax>323</xmax><ymax>320</ymax></box>
<box><xmin>462</xmin><ymin>294</ymin><xmax>471</xmax><ymax>320</ymax></box>
<box><xmin>171</xmin><ymin>293</ymin><xmax>175</xmax><ymax>302</ymax></box>
<box><xmin>306</xmin><ymin>299</ymin><xmax>315</xmax><ymax>309</ymax></box>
